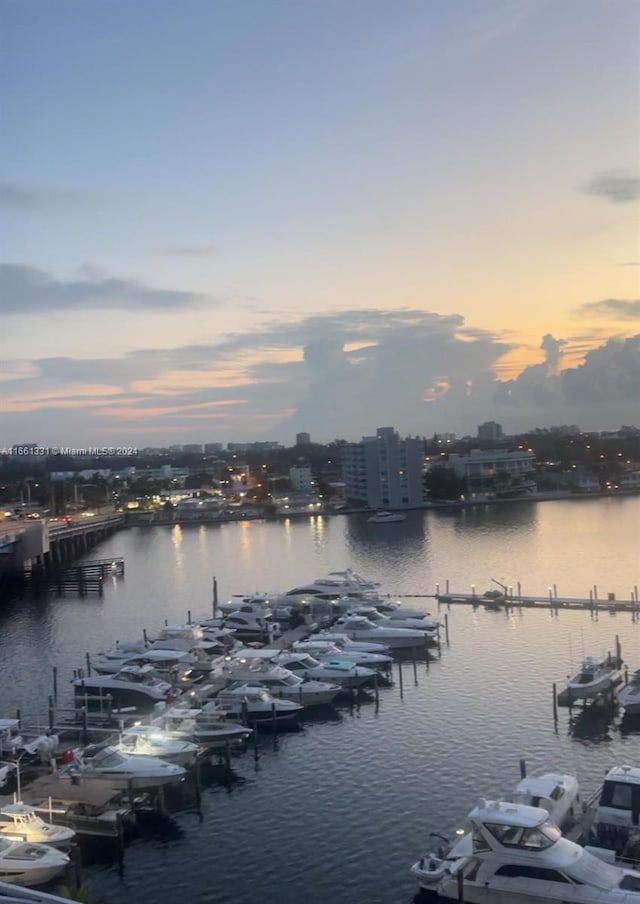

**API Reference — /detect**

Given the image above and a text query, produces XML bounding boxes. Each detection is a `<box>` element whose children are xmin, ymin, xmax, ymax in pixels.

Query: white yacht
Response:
<box><xmin>0</xmin><ymin>765</ymin><xmax>17</xmax><ymax>792</ymax></box>
<box><xmin>367</xmin><ymin>510</ymin><xmax>406</xmax><ymax>523</ymax></box>
<box><xmin>327</xmin><ymin>615</ymin><xmax>429</xmax><ymax>650</ymax></box>
<box><xmin>616</xmin><ymin>671</ymin><xmax>640</xmax><ymax>715</ymax></box>
<box><xmin>271</xmin><ymin>651</ymin><xmax>376</xmax><ymax>689</ymax></box>
<box><xmin>310</xmin><ymin>631</ymin><xmax>391</xmax><ymax>654</ymax></box>
<box><xmin>72</xmin><ymin>665</ymin><xmax>173</xmax><ymax>710</ymax></box>
<box><xmin>151</xmin><ymin>703</ymin><xmax>252</xmax><ymax>749</ymax></box>
<box><xmin>214</xmin><ymin>686</ymin><xmax>303</xmax><ymax>723</ymax></box>
<box><xmin>0</xmin><ymin>838</ymin><xmax>69</xmax><ymax>888</ymax></box>
<box><xmin>92</xmin><ymin>648</ymin><xmax>193</xmax><ymax>675</ymax></box>
<box><xmin>291</xmin><ymin>640</ymin><xmax>393</xmax><ymax>668</ymax></box>
<box><xmin>114</xmin><ymin>727</ymin><xmax>199</xmax><ymax>766</ymax></box>
<box><xmin>0</xmin><ymin>805</ymin><xmax>75</xmax><ymax>849</ymax></box>
<box><xmin>566</xmin><ymin>654</ymin><xmax>623</xmax><ymax>701</ymax></box>
<box><xmin>341</xmin><ymin>605</ymin><xmax>439</xmax><ymax>634</ymax></box>
<box><xmin>63</xmin><ymin>743</ymin><xmax>186</xmax><ymax>789</ymax></box>
<box><xmin>284</xmin><ymin>569</ymin><xmax>380</xmax><ymax>598</ymax></box>
<box><xmin>411</xmin><ymin>798</ymin><xmax>640</xmax><ymax>901</ymax></box>
<box><xmin>511</xmin><ymin>772</ymin><xmax>580</xmax><ymax>829</ymax></box>
<box><xmin>221</xmin><ymin>660</ymin><xmax>340</xmax><ymax>706</ymax></box>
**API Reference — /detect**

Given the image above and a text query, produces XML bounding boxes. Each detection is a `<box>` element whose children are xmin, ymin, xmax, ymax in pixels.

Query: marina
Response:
<box><xmin>0</xmin><ymin>496</ymin><xmax>639</xmax><ymax>903</ymax></box>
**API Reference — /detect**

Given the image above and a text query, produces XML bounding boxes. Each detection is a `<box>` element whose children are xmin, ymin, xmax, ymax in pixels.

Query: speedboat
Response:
<box><xmin>271</xmin><ymin>651</ymin><xmax>376</xmax><ymax>689</ymax></box>
<box><xmin>92</xmin><ymin>648</ymin><xmax>193</xmax><ymax>675</ymax></box>
<box><xmin>566</xmin><ymin>654</ymin><xmax>623</xmax><ymax>701</ymax></box>
<box><xmin>0</xmin><ymin>764</ymin><xmax>17</xmax><ymax>792</ymax></box>
<box><xmin>291</xmin><ymin>640</ymin><xmax>393</xmax><ymax>668</ymax></box>
<box><xmin>348</xmin><ymin>597</ymin><xmax>433</xmax><ymax>621</ymax></box>
<box><xmin>616</xmin><ymin>670</ymin><xmax>640</xmax><ymax>715</ymax></box>
<box><xmin>0</xmin><ymin>838</ymin><xmax>69</xmax><ymax>888</ymax></box>
<box><xmin>510</xmin><ymin>772</ymin><xmax>580</xmax><ymax>829</ymax></box>
<box><xmin>0</xmin><ymin>805</ymin><xmax>75</xmax><ymax>849</ymax></box>
<box><xmin>327</xmin><ymin>615</ymin><xmax>429</xmax><ymax>650</ymax></box>
<box><xmin>72</xmin><ymin>665</ymin><xmax>173</xmax><ymax>710</ymax></box>
<box><xmin>214</xmin><ymin>686</ymin><xmax>303</xmax><ymax>723</ymax></box>
<box><xmin>367</xmin><ymin>510</ymin><xmax>406</xmax><ymax>523</ymax></box>
<box><xmin>411</xmin><ymin>798</ymin><xmax>640</xmax><ymax>901</ymax></box>
<box><xmin>219</xmin><ymin>612</ymin><xmax>281</xmax><ymax>643</ymax></box>
<box><xmin>114</xmin><ymin>727</ymin><xmax>199</xmax><ymax>766</ymax></box>
<box><xmin>221</xmin><ymin>659</ymin><xmax>340</xmax><ymax>706</ymax></box>
<box><xmin>63</xmin><ymin>743</ymin><xmax>186</xmax><ymax>789</ymax></box>
<box><xmin>151</xmin><ymin>703</ymin><xmax>253</xmax><ymax>749</ymax></box>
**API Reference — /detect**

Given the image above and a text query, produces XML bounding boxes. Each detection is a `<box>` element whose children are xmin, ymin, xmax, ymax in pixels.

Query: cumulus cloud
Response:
<box><xmin>576</xmin><ymin>298</ymin><xmax>640</xmax><ymax>321</ymax></box>
<box><xmin>0</xmin><ymin>307</ymin><xmax>638</xmax><ymax>445</ymax></box>
<box><xmin>0</xmin><ymin>264</ymin><xmax>208</xmax><ymax>315</ymax></box>
<box><xmin>585</xmin><ymin>170</ymin><xmax>640</xmax><ymax>203</ymax></box>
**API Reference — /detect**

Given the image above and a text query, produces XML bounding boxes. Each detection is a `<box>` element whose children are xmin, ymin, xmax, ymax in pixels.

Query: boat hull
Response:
<box><xmin>0</xmin><ymin>862</ymin><xmax>69</xmax><ymax>888</ymax></box>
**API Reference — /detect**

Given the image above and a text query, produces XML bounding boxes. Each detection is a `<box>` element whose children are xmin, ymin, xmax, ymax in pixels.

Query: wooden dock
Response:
<box><xmin>437</xmin><ymin>592</ymin><xmax>640</xmax><ymax>613</ymax></box>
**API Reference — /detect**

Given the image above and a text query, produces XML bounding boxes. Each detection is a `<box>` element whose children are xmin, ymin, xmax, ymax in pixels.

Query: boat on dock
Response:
<box><xmin>62</xmin><ymin>743</ymin><xmax>186</xmax><ymax>789</ymax></box>
<box><xmin>213</xmin><ymin>686</ymin><xmax>304</xmax><ymax>723</ymax></box>
<box><xmin>114</xmin><ymin>726</ymin><xmax>199</xmax><ymax>767</ymax></box>
<box><xmin>616</xmin><ymin>671</ymin><xmax>640</xmax><ymax>715</ymax></box>
<box><xmin>592</xmin><ymin>765</ymin><xmax>640</xmax><ymax>856</ymax></box>
<box><xmin>0</xmin><ymin>804</ymin><xmax>75</xmax><ymax>848</ymax></box>
<box><xmin>0</xmin><ymin>837</ymin><xmax>69</xmax><ymax>888</ymax></box>
<box><xmin>151</xmin><ymin>703</ymin><xmax>253</xmax><ymax>749</ymax></box>
<box><xmin>566</xmin><ymin>654</ymin><xmax>623</xmax><ymax>701</ymax></box>
<box><xmin>510</xmin><ymin>772</ymin><xmax>580</xmax><ymax>829</ymax></box>
<box><xmin>72</xmin><ymin>665</ymin><xmax>173</xmax><ymax>711</ymax></box>
<box><xmin>411</xmin><ymin>798</ymin><xmax>640</xmax><ymax>901</ymax></box>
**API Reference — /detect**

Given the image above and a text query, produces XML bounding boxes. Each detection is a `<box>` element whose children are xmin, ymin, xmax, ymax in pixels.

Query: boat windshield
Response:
<box><xmin>484</xmin><ymin>820</ymin><xmax>561</xmax><ymax>850</ymax></box>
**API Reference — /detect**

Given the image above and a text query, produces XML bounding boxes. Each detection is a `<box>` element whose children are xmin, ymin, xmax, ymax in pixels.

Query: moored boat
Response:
<box><xmin>566</xmin><ymin>654</ymin><xmax>623</xmax><ymax>701</ymax></box>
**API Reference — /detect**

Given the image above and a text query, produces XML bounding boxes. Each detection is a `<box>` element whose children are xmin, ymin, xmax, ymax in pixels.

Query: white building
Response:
<box><xmin>341</xmin><ymin>426</ymin><xmax>425</xmax><ymax>510</ymax></box>
<box><xmin>289</xmin><ymin>464</ymin><xmax>314</xmax><ymax>492</ymax></box>
<box><xmin>448</xmin><ymin>449</ymin><xmax>536</xmax><ymax>497</ymax></box>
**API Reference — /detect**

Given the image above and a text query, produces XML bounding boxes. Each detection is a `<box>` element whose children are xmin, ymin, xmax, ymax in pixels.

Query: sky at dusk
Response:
<box><xmin>1</xmin><ymin>0</ymin><xmax>639</xmax><ymax>447</ymax></box>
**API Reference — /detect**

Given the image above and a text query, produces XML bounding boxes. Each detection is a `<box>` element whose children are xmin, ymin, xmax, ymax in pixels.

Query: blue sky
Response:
<box><xmin>1</xmin><ymin>0</ymin><xmax>639</xmax><ymax>446</ymax></box>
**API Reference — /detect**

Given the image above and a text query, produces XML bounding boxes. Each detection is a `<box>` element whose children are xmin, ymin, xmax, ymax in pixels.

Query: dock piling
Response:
<box><xmin>397</xmin><ymin>661</ymin><xmax>404</xmax><ymax>698</ymax></box>
<box><xmin>552</xmin><ymin>683</ymin><xmax>558</xmax><ymax>723</ymax></box>
<box><xmin>444</xmin><ymin>613</ymin><xmax>450</xmax><ymax>645</ymax></box>
<box><xmin>52</xmin><ymin>666</ymin><xmax>58</xmax><ymax>702</ymax></box>
<box><xmin>519</xmin><ymin>758</ymin><xmax>527</xmax><ymax>779</ymax></box>
<box><xmin>213</xmin><ymin>576</ymin><xmax>219</xmax><ymax>617</ymax></box>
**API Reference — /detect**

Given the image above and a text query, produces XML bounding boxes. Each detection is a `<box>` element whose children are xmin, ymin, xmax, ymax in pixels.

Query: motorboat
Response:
<box><xmin>218</xmin><ymin>597</ymin><xmax>297</xmax><ymax>622</ymax></box>
<box><xmin>592</xmin><ymin>765</ymin><xmax>640</xmax><ymax>855</ymax></box>
<box><xmin>411</xmin><ymin>798</ymin><xmax>640</xmax><ymax>901</ymax></box>
<box><xmin>63</xmin><ymin>743</ymin><xmax>186</xmax><ymax>789</ymax></box>
<box><xmin>616</xmin><ymin>670</ymin><xmax>640</xmax><ymax>715</ymax></box>
<box><xmin>114</xmin><ymin>727</ymin><xmax>199</xmax><ymax>766</ymax></box>
<box><xmin>0</xmin><ymin>723</ymin><xmax>23</xmax><ymax>758</ymax></box>
<box><xmin>72</xmin><ymin>665</ymin><xmax>173</xmax><ymax>710</ymax></box>
<box><xmin>151</xmin><ymin>703</ymin><xmax>253</xmax><ymax>749</ymax></box>
<box><xmin>284</xmin><ymin>569</ymin><xmax>380</xmax><ymax>598</ymax></box>
<box><xmin>271</xmin><ymin>651</ymin><xmax>376</xmax><ymax>689</ymax></box>
<box><xmin>92</xmin><ymin>648</ymin><xmax>193</xmax><ymax>675</ymax></box>
<box><xmin>0</xmin><ymin>881</ymin><xmax>80</xmax><ymax>902</ymax></box>
<box><xmin>0</xmin><ymin>837</ymin><xmax>69</xmax><ymax>888</ymax></box>
<box><xmin>221</xmin><ymin>660</ymin><xmax>340</xmax><ymax>706</ymax></box>
<box><xmin>0</xmin><ymin>765</ymin><xmax>17</xmax><ymax>792</ymax></box>
<box><xmin>566</xmin><ymin>654</ymin><xmax>623</xmax><ymax>701</ymax></box>
<box><xmin>367</xmin><ymin>510</ymin><xmax>406</xmax><ymax>523</ymax></box>
<box><xmin>327</xmin><ymin>615</ymin><xmax>429</xmax><ymax>650</ymax></box>
<box><xmin>483</xmin><ymin>589</ymin><xmax>506</xmax><ymax>610</ymax></box>
<box><xmin>214</xmin><ymin>686</ymin><xmax>304</xmax><ymax>723</ymax></box>
<box><xmin>310</xmin><ymin>631</ymin><xmax>391</xmax><ymax>654</ymax></box>
<box><xmin>341</xmin><ymin>605</ymin><xmax>439</xmax><ymax>634</ymax></box>
<box><xmin>348</xmin><ymin>597</ymin><xmax>433</xmax><ymax>622</ymax></box>
<box><xmin>0</xmin><ymin>805</ymin><xmax>75</xmax><ymax>848</ymax></box>
<box><xmin>218</xmin><ymin>612</ymin><xmax>282</xmax><ymax>643</ymax></box>
<box><xmin>510</xmin><ymin>772</ymin><xmax>580</xmax><ymax>829</ymax></box>
<box><xmin>291</xmin><ymin>640</ymin><xmax>393</xmax><ymax>668</ymax></box>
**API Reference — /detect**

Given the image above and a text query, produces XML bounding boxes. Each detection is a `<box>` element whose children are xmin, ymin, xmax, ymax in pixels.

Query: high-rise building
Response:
<box><xmin>289</xmin><ymin>464</ymin><xmax>313</xmax><ymax>492</ymax></box>
<box><xmin>477</xmin><ymin>421</ymin><xmax>504</xmax><ymax>442</ymax></box>
<box><xmin>341</xmin><ymin>426</ymin><xmax>425</xmax><ymax>509</ymax></box>
<box><xmin>295</xmin><ymin>432</ymin><xmax>311</xmax><ymax>446</ymax></box>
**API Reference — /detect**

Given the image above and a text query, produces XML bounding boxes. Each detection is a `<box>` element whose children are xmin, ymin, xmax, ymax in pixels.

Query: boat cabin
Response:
<box><xmin>594</xmin><ymin>765</ymin><xmax>640</xmax><ymax>849</ymax></box>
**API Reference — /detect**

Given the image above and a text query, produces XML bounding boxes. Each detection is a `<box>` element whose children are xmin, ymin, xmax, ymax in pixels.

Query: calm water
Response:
<box><xmin>1</xmin><ymin>496</ymin><xmax>639</xmax><ymax>904</ymax></box>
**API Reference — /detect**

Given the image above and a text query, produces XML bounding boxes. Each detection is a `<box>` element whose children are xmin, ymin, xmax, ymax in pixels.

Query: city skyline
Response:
<box><xmin>1</xmin><ymin>0</ymin><xmax>639</xmax><ymax>447</ymax></box>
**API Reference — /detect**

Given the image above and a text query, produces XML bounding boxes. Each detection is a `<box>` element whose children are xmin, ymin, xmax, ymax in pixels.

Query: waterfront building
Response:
<box><xmin>289</xmin><ymin>464</ymin><xmax>314</xmax><ymax>493</ymax></box>
<box><xmin>448</xmin><ymin>448</ymin><xmax>536</xmax><ymax>497</ymax></box>
<box><xmin>295</xmin><ymin>432</ymin><xmax>311</xmax><ymax>445</ymax></box>
<box><xmin>341</xmin><ymin>426</ymin><xmax>425</xmax><ymax>510</ymax></box>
